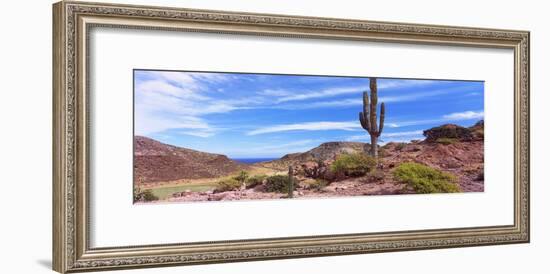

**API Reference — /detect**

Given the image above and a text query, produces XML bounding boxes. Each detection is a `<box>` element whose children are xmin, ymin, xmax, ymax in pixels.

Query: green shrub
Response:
<box><xmin>365</xmin><ymin>170</ymin><xmax>385</xmax><ymax>182</ymax></box>
<box><xmin>133</xmin><ymin>187</ymin><xmax>159</xmax><ymax>202</ymax></box>
<box><xmin>330</xmin><ymin>153</ymin><xmax>377</xmax><ymax>177</ymax></box>
<box><xmin>133</xmin><ymin>186</ymin><xmax>142</xmax><ymax>202</ymax></box>
<box><xmin>472</xmin><ymin>128</ymin><xmax>484</xmax><ymax>139</ymax></box>
<box><xmin>264</xmin><ymin>175</ymin><xmax>296</xmax><ymax>193</ymax></box>
<box><xmin>309</xmin><ymin>179</ymin><xmax>329</xmax><ymax>191</ymax></box>
<box><xmin>233</xmin><ymin>170</ymin><xmax>249</xmax><ymax>184</ymax></box>
<box><xmin>396</xmin><ymin>143</ymin><xmax>406</xmax><ymax>151</ymax></box>
<box><xmin>393</xmin><ymin>162</ymin><xmax>460</xmax><ymax>193</ymax></box>
<box><xmin>142</xmin><ymin>189</ymin><xmax>159</xmax><ymax>201</ymax></box>
<box><xmin>246</xmin><ymin>174</ymin><xmax>267</xmax><ymax>188</ymax></box>
<box><xmin>215</xmin><ymin>178</ymin><xmax>241</xmax><ymax>192</ymax></box>
<box><xmin>435</xmin><ymin>137</ymin><xmax>458</xmax><ymax>145</ymax></box>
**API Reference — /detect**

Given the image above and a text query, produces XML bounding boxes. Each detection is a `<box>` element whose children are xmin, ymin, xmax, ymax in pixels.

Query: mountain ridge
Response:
<box><xmin>134</xmin><ymin>136</ymin><xmax>246</xmax><ymax>183</ymax></box>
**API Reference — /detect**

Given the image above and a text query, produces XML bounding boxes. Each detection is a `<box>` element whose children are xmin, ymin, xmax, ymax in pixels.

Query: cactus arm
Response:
<box><xmin>369</xmin><ymin>78</ymin><xmax>378</xmax><ymax>134</ymax></box>
<box><xmin>359</xmin><ymin>112</ymin><xmax>369</xmax><ymax>131</ymax></box>
<box><xmin>378</xmin><ymin>102</ymin><xmax>385</xmax><ymax>137</ymax></box>
<box><xmin>360</xmin><ymin>91</ymin><xmax>371</xmax><ymax>131</ymax></box>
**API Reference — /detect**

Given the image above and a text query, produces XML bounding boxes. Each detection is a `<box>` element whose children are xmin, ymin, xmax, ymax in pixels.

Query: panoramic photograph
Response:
<box><xmin>133</xmin><ymin>70</ymin><xmax>484</xmax><ymax>204</ymax></box>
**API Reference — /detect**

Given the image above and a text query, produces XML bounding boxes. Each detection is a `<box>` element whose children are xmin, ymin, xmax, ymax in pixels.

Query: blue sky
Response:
<box><xmin>134</xmin><ymin>70</ymin><xmax>484</xmax><ymax>158</ymax></box>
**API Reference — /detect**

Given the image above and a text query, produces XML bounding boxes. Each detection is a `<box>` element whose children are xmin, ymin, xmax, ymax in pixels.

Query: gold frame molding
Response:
<box><xmin>52</xmin><ymin>1</ymin><xmax>530</xmax><ymax>273</ymax></box>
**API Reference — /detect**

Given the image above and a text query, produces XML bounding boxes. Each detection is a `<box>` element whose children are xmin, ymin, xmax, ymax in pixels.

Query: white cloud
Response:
<box><xmin>275</xmin><ymin>86</ymin><xmax>367</xmax><ymax>103</ymax></box>
<box><xmin>134</xmin><ymin>71</ymin><xmax>238</xmax><ymax>137</ymax></box>
<box><xmin>443</xmin><ymin>111</ymin><xmax>484</xmax><ymax>120</ymax></box>
<box><xmin>346</xmin><ymin>130</ymin><xmax>423</xmax><ymax>142</ymax></box>
<box><xmin>387</xmin><ymin>110</ymin><xmax>484</xmax><ymax>128</ymax></box>
<box><xmin>247</xmin><ymin>121</ymin><xmax>360</xmax><ymax>136</ymax></box>
<box><xmin>136</xmin><ymin>80</ymin><xmax>207</xmax><ymax>100</ymax></box>
<box><xmin>274</xmin><ymin>85</ymin><xmax>472</xmax><ymax>110</ymax></box>
<box><xmin>181</xmin><ymin>130</ymin><xmax>217</xmax><ymax>138</ymax></box>
<box><xmin>258</xmin><ymin>89</ymin><xmax>293</xmax><ymax>97</ymax></box>
<box><xmin>385</xmin><ymin>118</ymin><xmax>443</xmax><ymax>128</ymax></box>
<box><xmin>377</xmin><ymin>79</ymin><xmax>437</xmax><ymax>89</ymax></box>
<box><xmin>291</xmin><ymin>98</ymin><xmax>362</xmax><ymax>108</ymax></box>
<box><xmin>384</xmin><ymin>130</ymin><xmax>424</xmax><ymax>137</ymax></box>
<box><xmin>145</xmin><ymin>71</ymin><xmax>229</xmax><ymax>87</ymax></box>
<box><xmin>264</xmin><ymin>79</ymin><xmax>439</xmax><ymax>104</ymax></box>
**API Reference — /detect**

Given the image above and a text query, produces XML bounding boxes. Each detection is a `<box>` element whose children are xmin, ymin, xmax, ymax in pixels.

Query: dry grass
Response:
<box><xmin>140</xmin><ymin>165</ymin><xmax>282</xmax><ymax>200</ymax></box>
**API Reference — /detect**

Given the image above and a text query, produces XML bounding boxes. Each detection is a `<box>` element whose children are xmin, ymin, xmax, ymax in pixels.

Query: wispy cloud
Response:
<box><xmin>144</xmin><ymin>70</ymin><xmax>230</xmax><ymax>88</ymax></box>
<box><xmin>135</xmin><ymin>71</ymin><xmax>247</xmax><ymax>137</ymax></box>
<box><xmin>247</xmin><ymin>121</ymin><xmax>360</xmax><ymax>136</ymax></box>
<box><xmin>389</xmin><ymin>110</ymin><xmax>484</xmax><ymax>128</ymax></box>
<box><xmin>346</xmin><ymin>130</ymin><xmax>424</xmax><ymax>142</ymax></box>
<box><xmin>274</xmin><ymin>85</ymin><xmax>479</xmax><ymax>110</ymax></box>
<box><xmin>274</xmin><ymin>86</ymin><xmax>367</xmax><ymax>103</ymax></box>
<box><xmin>384</xmin><ymin>130</ymin><xmax>424</xmax><ymax>137</ymax></box>
<box><xmin>257</xmin><ymin>89</ymin><xmax>293</xmax><ymax>97</ymax></box>
<box><xmin>262</xmin><ymin>79</ymin><xmax>439</xmax><ymax>104</ymax></box>
<box><xmin>443</xmin><ymin>111</ymin><xmax>484</xmax><ymax>120</ymax></box>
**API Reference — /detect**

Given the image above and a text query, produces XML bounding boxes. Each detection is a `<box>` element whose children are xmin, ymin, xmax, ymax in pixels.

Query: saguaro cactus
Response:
<box><xmin>288</xmin><ymin>166</ymin><xmax>294</xmax><ymax>198</ymax></box>
<box><xmin>358</xmin><ymin>77</ymin><xmax>385</xmax><ymax>158</ymax></box>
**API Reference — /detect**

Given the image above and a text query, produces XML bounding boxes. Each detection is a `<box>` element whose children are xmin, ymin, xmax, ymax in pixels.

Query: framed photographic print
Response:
<box><xmin>53</xmin><ymin>1</ymin><xmax>530</xmax><ymax>273</ymax></box>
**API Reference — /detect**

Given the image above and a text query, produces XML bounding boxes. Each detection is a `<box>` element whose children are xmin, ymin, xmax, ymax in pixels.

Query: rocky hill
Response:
<box><xmin>258</xmin><ymin>141</ymin><xmax>367</xmax><ymax>170</ymax></box>
<box><xmin>134</xmin><ymin>136</ymin><xmax>245</xmax><ymax>183</ymax></box>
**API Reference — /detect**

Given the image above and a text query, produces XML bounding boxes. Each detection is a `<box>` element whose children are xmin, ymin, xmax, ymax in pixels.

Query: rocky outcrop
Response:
<box><xmin>423</xmin><ymin>120</ymin><xmax>484</xmax><ymax>142</ymax></box>
<box><xmin>469</xmin><ymin>120</ymin><xmax>484</xmax><ymax>140</ymax></box>
<box><xmin>134</xmin><ymin>136</ymin><xmax>245</xmax><ymax>183</ymax></box>
<box><xmin>261</xmin><ymin>141</ymin><xmax>367</xmax><ymax>170</ymax></box>
<box><xmin>423</xmin><ymin>123</ymin><xmax>473</xmax><ymax>142</ymax></box>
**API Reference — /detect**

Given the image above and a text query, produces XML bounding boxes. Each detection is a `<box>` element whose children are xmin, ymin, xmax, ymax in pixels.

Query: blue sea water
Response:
<box><xmin>232</xmin><ymin>158</ymin><xmax>277</xmax><ymax>164</ymax></box>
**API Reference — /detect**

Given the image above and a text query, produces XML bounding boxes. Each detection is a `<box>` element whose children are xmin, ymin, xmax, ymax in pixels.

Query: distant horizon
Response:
<box><xmin>134</xmin><ymin>70</ymin><xmax>484</xmax><ymax>158</ymax></box>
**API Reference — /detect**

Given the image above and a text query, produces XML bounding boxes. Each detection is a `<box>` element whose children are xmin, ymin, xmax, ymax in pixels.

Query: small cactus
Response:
<box><xmin>288</xmin><ymin>166</ymin><xmax>294</xmax><ymax>198</ymax></box>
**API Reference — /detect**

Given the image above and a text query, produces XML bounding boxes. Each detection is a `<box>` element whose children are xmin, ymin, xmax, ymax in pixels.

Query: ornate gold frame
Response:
<box><xmin>52</xmin><ymin>1</ymin><xmax>530</xmax><ymax>273</ymax></box>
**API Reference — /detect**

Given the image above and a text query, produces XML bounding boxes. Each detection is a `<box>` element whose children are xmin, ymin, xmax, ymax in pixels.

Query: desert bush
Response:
<box><xmin>378</xmin><ymin>147</ymin><xmax>387</xmax><ymax>157</ymax></box>
<box><xmin>233</xmin><ymin>170</ymin><xmax>249</xmax><ymax>184</ymax></box>
<box><xmin>141</xmin><ymin>189</ymin><xmax>159</xmax><ymax>201</ymax></box>
<box><xmin>471</xmin><ymin>128</ymin><xmax>484</xmax><ymax>139</ymax></box>
<box><xmin>308</xmin><ymin>179</ymin><xmax>329</xmax><ymax>191</ymax></box>
<box><xmin>395</xmin><ymin>143</ymin><xmax>406</xmax><ymax>151</ymax></box>
<box><xmin>435</xmin><ymin>137</ymin><xmax>458</xmax><ymax>145</ymax></box>
<box><xmin>215</xmin><ymin>178</ymin><xmax>241</xmax><ymax>192</ymax></box>
<box><xmin>393</xmin><ymin>162</ymin><xmax>460</xmax><ymax>193</ymax></box>
<box><xmin>330</xmin><ymin>153</ymin><xmax>377</xmax><ymax>177</ymax></box>
<box><xmin>133</xmin><ymin>186</ymin><xmax>142</xmax><ymax>202</ymax></box>
<box><xmin>264</xmin><ymin>175</ymin><xmax>296</xmax><ymax>193</ymax></box>
<box><xmin>302</xmin><ymin>160</ymin><xmax>328</xmax><ymax>179</ymax></box>
<box><xmin>133</xmin><ymin>187</ymin><xmax>159</xmax><ymax>202</ymax></box>
<box><xmin>246</xmin><ymin>174</ymin><xmax>267</xmax><ymax>189</ymax></box>
<box><xmin>365</xmin><ymin>170</ymin><xmax>385</xmax><ymax>182</ymax></box>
